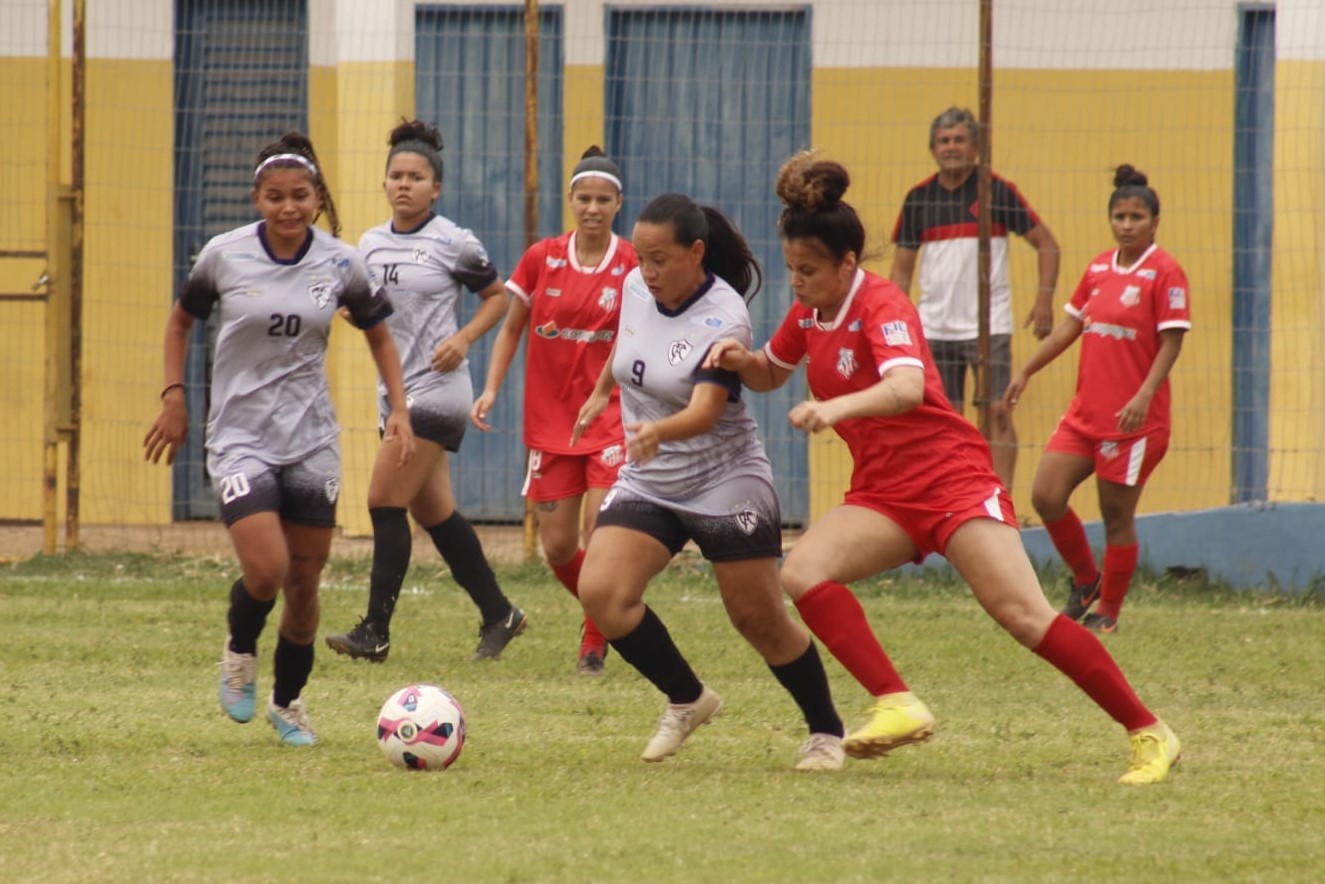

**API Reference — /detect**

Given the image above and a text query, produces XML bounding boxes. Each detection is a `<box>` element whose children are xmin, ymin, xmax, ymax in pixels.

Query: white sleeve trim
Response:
<box><xmin>505</xmin><ymin>279</ymin><xmax>531</xmax><ymax>306</ymax></box>
<box><xmin>1064</xmin><ymin>303</ymin><xmax>1084</xmax><ymax>320</ymax></box>
<box><xmin>764</xmin><ymin>342</ymin><xmax>799</xmax><ymax>371</ymax></box>
<box><xmin>879</xmin><ymin>356</ymin><xmax>924</xmax><ymax>376</ymax></box>
<box><xmin>1157</xmin><ymin>319</ymin><xmax>1192</xmax><ymax>331</ymax></box>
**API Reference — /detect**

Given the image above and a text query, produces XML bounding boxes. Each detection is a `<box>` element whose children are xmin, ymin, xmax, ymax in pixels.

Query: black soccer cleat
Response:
<box><xmin>325</xmin><ymin>617</ymin><xmax>391</xmax><ymax>663</ymax></box>
<box><xmin>1060</xmin><ymin>574</ymin><xmax>1102</xmax><ymax>622</ymax></box>
<box><xmin>471</xmin><ymin>606</ymin><xmax>527</xmax><ymax>661</ymax></box>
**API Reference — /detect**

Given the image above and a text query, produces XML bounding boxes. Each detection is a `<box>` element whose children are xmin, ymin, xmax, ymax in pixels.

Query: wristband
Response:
<box><xmin>160</xmin><ymin>383</ymin><xmax>185</xmax><ymax>400</ymax></box>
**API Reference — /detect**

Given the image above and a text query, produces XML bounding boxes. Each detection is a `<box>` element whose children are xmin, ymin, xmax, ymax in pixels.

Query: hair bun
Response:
<box><xmin>776</xmin><ymin>151</ymin><xmax>849</xmax><ymax>213</ymax></box>
<box><xmin>388</xmin><ymin>119</ymin><xmax>444</xmax><ymax>152</ymax></box>
<box><xmin>1113</xmin><ymin>164</ymin><xmax>1148</xmax><ymax>189</ymax></box>
<box><xmin>581</xmin><ymin>145</ymin><xmax>606</xmax><ymax>159</ymax></box>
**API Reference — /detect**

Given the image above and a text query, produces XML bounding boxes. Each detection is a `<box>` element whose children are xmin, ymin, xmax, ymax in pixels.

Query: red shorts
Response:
<box><xmin>845</xmin><ymin>483</ymin><xmax>1017</xmax><ymax>562</ymax></box>
<box><xmin>522</xmin><ymin>446</ymin><xmax>625</xmax><ymax>502</ymax></box>
<box><xmin>1046</xmin><ymin>421</ymin><xmax>1168</xmax><ymax>487</ymax></box>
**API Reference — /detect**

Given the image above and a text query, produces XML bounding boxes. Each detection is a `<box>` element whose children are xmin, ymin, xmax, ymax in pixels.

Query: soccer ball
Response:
<box><xmin>376</xmin><ymin>684</ymin><xmax>466</xmax><ymax>771</ymax></box>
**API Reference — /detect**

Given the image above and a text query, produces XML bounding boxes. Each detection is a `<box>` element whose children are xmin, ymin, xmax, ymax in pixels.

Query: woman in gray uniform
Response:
<box><xmin>144</xmin><ymin>132</ymin><xmax>416</xmax><ymax>747</ymax></box>
<box><xmin>572</xmin><ymin>194</ymin><xmax>847</xmax><ymax>771</ymax></box>
<box><xmin>324</xmin><ymin>120</ymin><xmax>526</xmax><ymax>664</ymax></box>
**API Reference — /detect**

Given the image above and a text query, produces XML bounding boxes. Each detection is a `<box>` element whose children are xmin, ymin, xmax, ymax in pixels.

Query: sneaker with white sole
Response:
<box><xmin>267</xmin><ymin>696</ymin><xmax>317</xmax><ymax>747</ymax></box>
<box><xmin>640</xmin><ymin>686</ymin><xmax>723</xmax><ymax>762</ymax></box>
<box><xmin>218</xmin><ymin>638</ymin><xmax>258</xmax><ymax>723</ymax></box>
<box><xmin>795</xmin><ymin>733</ymin><xmax>845</xmax><ymax>772</ymax></box>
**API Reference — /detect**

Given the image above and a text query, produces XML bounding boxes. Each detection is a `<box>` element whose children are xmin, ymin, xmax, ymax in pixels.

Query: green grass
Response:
<box><xmin>2</xmin><ymin>553</ymin><xmax>1324</xmax><ymax>883</ymax></box>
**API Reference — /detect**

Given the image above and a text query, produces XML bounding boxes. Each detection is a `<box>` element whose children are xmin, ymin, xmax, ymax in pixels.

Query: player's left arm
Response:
<box><xmin>1022</xmin><ymin>223</ymin><xmax>1060</xmax><ymax>340</ymax></box>
<box><xmin>789</xmin><ymin>364</ymin><xmax>925</xmax><ymax>434</ymax></box>
<box><xmin>364</xmin><ymin>322</ymin><xmax>417</xmax><ymax>465</ymax></box>
<box><xmin>1117</xmin><ymin>329</ymin><xmax>1185</xmax><ymax>433</ymax></box>
<box><xmin>433</xmin><ymin>279</ymin><xmax>509</xmax><ymax>373</ymax></box>
<box><xmin>625</xmin><ymin>381</ymin><xmax>729</xmax><ymax>464</ymax></box>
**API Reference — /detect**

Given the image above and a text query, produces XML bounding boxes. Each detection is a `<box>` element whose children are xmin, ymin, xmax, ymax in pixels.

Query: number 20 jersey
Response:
<box><xmin>178</xmin><ymin>221</ymin><xmax>393</xmax><ymax>464</ymax></box>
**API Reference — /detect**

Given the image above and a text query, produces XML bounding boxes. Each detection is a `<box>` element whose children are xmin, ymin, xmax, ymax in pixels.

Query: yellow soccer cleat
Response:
<box><xmin>843</xmin><ymin>692</ymin><xmax>936</xmax><ymax>760</ymax></box>
<box><xmin>1119</xmin><ymin>721</ymin><xmax>1182</xmax><ymax>785</ymax></box>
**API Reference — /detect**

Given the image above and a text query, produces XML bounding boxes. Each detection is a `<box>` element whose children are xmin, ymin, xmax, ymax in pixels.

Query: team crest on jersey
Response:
<box><xmin>1120</xmin><ymin>285</ymin><xmax>1141</xmax><ymax>307</ymax></box>
<box><xmin>1089</xmin><ymin>287</ymin><xmax>1100</xmax><ymax>298</ymax></box>
<box><xmin>324</xmin><ymin>478</ymin><xmax>340</xmax><ymax>504</ymax></box>
<box><xmin>307</xmin><ymin>280</ymin><xmax>333</xmax><ymax>309</ymax></box>
<box><xmin>848</xmin><ymin>319</ymin><xmax>862</xmax><ymax>332</ymax></box>
<box><xmin>611</xmin><ymin>264</ymin><xmax>626</xmax><ymax>276</ymax></box>
<box><xmin>837</xmin><ymin>347</ymin><xmax>858</xmax><ymax>378</ymax></box>
<box><xmin>1098</xmin><ymin>441</ymin><xmax>1119</xmax><ymax>461</ymax></box>
<box><xmin>600</xmin><ymin>444</ymin><xmax>624</xmax><ymax>467</ymax></box>
<box><xmin>412</xmin><ymin>247</ymin><xmax>428</xmax><ymax>264</ymax></box>
<box><xmin>881</xmin><ymin>320</ymin><xmax>912</xmax><ymax>347</ymax></box>
<box><xmin>1138</xmin><ymin>269</ymin><xmax>1157</xmax><ymax>280</ymax></box>
<box><xmin>668</xmin><ymin>339</ymin><xmax>693</xmax><ymax>366</ymax></box>
<box><xmin>599</xmin><ymin>287</ymin><xmax>618</xmax><ymax>311</ymax></box>
<box><xmin>734</xmin><ymin>507</ymin><xmax>760</xmax><ymax>535</ymax></box>
<box><xmin>1168</xmin><ymin>287</ymin><xmax>1186</xmax><ymax>309</ymax></box>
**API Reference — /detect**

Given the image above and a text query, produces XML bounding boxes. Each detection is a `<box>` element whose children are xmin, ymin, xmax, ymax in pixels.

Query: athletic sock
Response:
<box><xmin>794</xmin><ymin>581</ymin><xmax>908</xmax><ymax>696</ymax></box>
<box><xmin>1043</xmin><ymin>509</ymin><xmax>1099</xmax><ymax>586</ymax></box>
<box><xmin>1095</xmin><ymin>543</ymin><xmax>1139</xmax><ymax>620</ymax></box>
<box><xmin>271</xmin><ymin>634</ymin><xmax>314</xmax><ymax>708</ymax></box>
<box><xmin>424</xmin><ymin>511</ymin><xmax>512</xmax><ymax>626</ymax></box>
<box><xmin>608</xmin><ymin>606</ymin><xmax>703</xmax><ymax>705</ymax></box>
<box><xmin>365</xmin><ymin>506</ymin><xmax>411</xmax><ymax>632</ymax></box>
<box><xmin>550</xmin><ymin>549</ymin><xmax>607</xmax><ymax>651</ymax></box>
<box><xmin>768</xmin><ymin>642</ymin><xmax>844</xmax><ymax>737</ymax></box>
<box><xmin>1032</xmin><ymin>614</ymin><xmax>1156</xmax><ymax>731</ymax></box>
<box><xmin>227</xmin><ymin>579</ymin><xmax>275</xmax><ymax>655</ymax></box>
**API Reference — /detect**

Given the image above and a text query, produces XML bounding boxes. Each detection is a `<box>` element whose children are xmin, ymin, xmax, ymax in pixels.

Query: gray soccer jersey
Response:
<box><xmin>178</xmin><ymin>221</ymin><xmax>392</xmax><ymax>464</ymax></box>
<box><xmin>359</xmin><ymin>213</ymin><xmax>500</xmax><ymax>419</ymax></box>
<box><xmin>611</xmin><ymin>269</ymin><xmax>772</xmax><ymax>514</ymax></box>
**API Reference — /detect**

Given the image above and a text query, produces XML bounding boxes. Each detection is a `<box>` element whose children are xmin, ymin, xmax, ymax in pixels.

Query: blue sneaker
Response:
<box><xmin>266</xmin><ymin>697</ymin><xmax>317</xmax><ymax>747</ymax></box>
<box><xmin>219</xmin><ymin>638</ymin><xmax>257</xmax><ymax>723</ymax></box>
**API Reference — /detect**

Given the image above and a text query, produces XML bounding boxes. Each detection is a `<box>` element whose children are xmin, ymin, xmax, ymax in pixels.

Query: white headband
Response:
<box><xmin>570</xmin><ymin>170</ymin><xmax>622</xmax><ymax>191</ymax></box>
<box><xmin>254</xmin><ymin>153</ymin><xmax>318</xmax><ymax>180</ymax></box>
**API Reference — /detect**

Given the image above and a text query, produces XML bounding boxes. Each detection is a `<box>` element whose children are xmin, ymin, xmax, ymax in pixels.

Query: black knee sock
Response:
<box><xmin>768</xmin><ymin>641</ymin><xmax>844</xmax><ymax>737</ymax></box>
<box><xmin>608</xmin><ymin>606</ymin><xmax>703</xmax><ymax>705</ymax></box>
<box><xmin>227</xmin><ymin>579</ymin><xmax>275</xmax><ymax>655</ymax></box>
<box><xmin>366</xmin><ymin>506</ymin><xmax>412</xmax><ymax>631</ymax></box>
<box><xmin>272</xmin><ymin>635</ymin><xmax>314</xmax><ymax>708</ymax></box>
<box><xmin>424</xmin><ymin>511</ymin><xmax>511</xmax><ymax>626</ymax></box>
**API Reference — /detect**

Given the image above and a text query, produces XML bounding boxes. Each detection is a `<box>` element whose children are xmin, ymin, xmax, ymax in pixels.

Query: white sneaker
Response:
<box><xmin>794</xmin><ymin>733</ymin><xmax>845</xmax><ymax>772</ymax></box>
<box><xmin>218</xmin><ymin>638</ymin><xmax>258</xmax><ymax>723</ymax></box>
<box><xmin>640</xmin><ymin>686</ymin><xmax>723</xmax><ymax>762</ymax></box>
<box><xmin>266</xmin><ymin>696</ymin><xmax>317</xmax><ymax>747</ymax></box>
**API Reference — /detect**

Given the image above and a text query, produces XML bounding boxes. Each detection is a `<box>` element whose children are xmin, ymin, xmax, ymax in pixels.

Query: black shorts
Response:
<box><xmin>929</xmin><ymin>334</ymin><xmax>1012</xmax><ymax>409</ymax></box>
<box><xmin>207</xmin><ymin>445</ymin><xmax>339</xmax><ymax>528</ymax></box>
<box><xmin>594</xmin><ymin>487</ymin><xmax>782</xmax><ymax>563</ymax></box>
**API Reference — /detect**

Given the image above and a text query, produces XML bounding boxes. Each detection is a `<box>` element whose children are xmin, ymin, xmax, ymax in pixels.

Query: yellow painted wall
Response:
<box><xmin>809</xmin><ymin>67</ymin><xmax>1235</xmax><ymax>525</ymax></box>
<box><xmin>562</xmin><ymin>64</ymin><xmax>606</xmax><ymax>231</ymax></box>
<box><xmin>1270</xmin><ymin>59</ymin><xmax>1325</xmax><ymax>502</ymax></box>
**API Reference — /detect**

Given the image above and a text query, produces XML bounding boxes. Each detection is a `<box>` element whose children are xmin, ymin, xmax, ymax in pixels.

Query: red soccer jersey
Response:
<box><xmin>1062</xmin><ymin>245</ymin><xmax>1191</xmax><ymax>438</ymax></box>
<box><xmin>765</xmin><ymin>270</ymin><xmax>997</xmax><ymax>501</ymax></box>
<box><xmin>506</xmin><ymin>231</ymin><xmax>637</xmax><ymax>453</ymax></box>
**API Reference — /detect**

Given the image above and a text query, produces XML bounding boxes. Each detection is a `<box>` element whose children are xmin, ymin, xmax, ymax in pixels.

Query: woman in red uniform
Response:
<box><xmin>472</xmin><ymin>147</ymin><xmax>637</xmax><ymax>674</ymax></box>
<box><xmin>1004</xmin><ymin>165</ymin><xmax>1190</xmax><ymax>634</ymax></box>
<box><xmin>707</xmin><ymin>152</ymin><xmax>1180</xmax><ymax>784</ymax></box>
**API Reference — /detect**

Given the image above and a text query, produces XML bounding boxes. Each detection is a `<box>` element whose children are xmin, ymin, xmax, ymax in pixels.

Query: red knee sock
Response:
<box><xmin>1095</xmin><ymin>544</ymin><xmax>1138</xmax><ymax>620</ymax></box>
<box><xmin>1033</xmin><ymin>614</ymin><xmax>1156</xmax><ymax>731</ymax></box>
<box><xmin>550</xmin><ymin>549</ymin><xmax>605</xmax><ymax>651</ymax></box>
<box><xmin>794</xmin><ymin>581</ymin><xmax>907</xmax><ymax>697</ymax></box>
<box><xmin>1043</xmin><ymin>509</ymin><xmax>1098</xmax><ymax>586</ymax></box>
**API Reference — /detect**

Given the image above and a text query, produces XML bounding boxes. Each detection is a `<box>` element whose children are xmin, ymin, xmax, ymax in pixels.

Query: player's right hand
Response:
<box><xmin>571</xmin><ymin>393</ymin><xmax>609</xmax><ymax>447</ymax></box>
<box><xmin>703</xmin><ymin>338</ymin><xmax>750</xmax><ymax>371</ymax></box>
<box><xmin>143</xmin><ymin>399</ymin><xmax>188</xmax><ymax>465</ymax></box>
<box><xmin>470</xmin><ymin>391</ymin><xmax>497</xmax><ymax>432</ymax></box>
<box><xmin>1002</xmin><ymin>374</ymin><xmax>1028</xmax><ymax>409</ymax></box>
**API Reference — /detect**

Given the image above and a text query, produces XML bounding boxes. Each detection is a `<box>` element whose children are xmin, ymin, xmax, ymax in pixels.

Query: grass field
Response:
<box><xmin>2</xmin><ymin>552</ymin><xmax>1323</xmax><ymax>883</ymax></box>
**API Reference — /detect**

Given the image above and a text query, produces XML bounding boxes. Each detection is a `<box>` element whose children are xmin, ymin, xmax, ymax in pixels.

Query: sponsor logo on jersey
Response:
<box><xmin>1098</xmin><ymin>441</ymin><xmax>1119</xmax><ymax>460</ymax></box>
<box><xmin>600</xmin><ymin>488</ymin><xmax>618</xmax><ymax>511</ymax></box>
<box><xmin>881</xmin><ymin>320</ymin><xmax>912</xmax><ymax>347</ymax></box>
<box><xmin>412</xmin><ymin>247</ymin><xmax>428</xmax><ymax>263</ymax></box>
<box><xmin>324</xmin><ymin>477</ymin><xmax>340</xmax><ymax>504</ymax></box>
<box><xmin>695</xmin><ymin>315</ymin><xmax>723</xmax><ymax>329</ymax></box>
<box><xmin>535</xmin><ymin>321</ymin><xmax>560</xmax><ymax>339</ymax></box>
<box><xmin>334</xmin><ymin>256</ymin><xmax>351</xmax><ymax>270</ymax></box>
<box><xmin>1168</xmin><ymin>287</ymin><xmax>1186</xmax><ymax>310</ymax></box>
<box><xmin>307</xmin><ymin>280</ymin><xmax>333</xmax><ymax>309</ymax></box>
<box><xmin>474</xmin><ymin>245</ymin><xmax>491</xmax><ymax>266</ymax></box>
<box><xmin>848</xmin><ymin>319</ymin><xmax>862</xmax><ymax>332</ymax></box>
<box><xmin>668</xmin><ymin>339</ymin><xmax>693</xmax><ymax>366</ymax></box>
<box><xmin>623</xmin><ymin>325</ymin><xmax>636</xmax><ymax>337</ymax></box>
<box><xmin>1091</xmin><ymin>263</ymin><xmax>1110</xmax><ymax>272</ymax></box>
<box><xmin>611</xmin><ymin>264</ymin><xmax>626</xmax><ymax>276</ymax></box>
<box><xmin>600</xmin><ymin>444</ymin><xmax>624</xmax><ymax>467</ymax></box>
<box><xmin>837</xmin><ymin>347</ymin><xmax>858</xmax><ymax>379</ymax></box>
<box><xmin>535</xmin><ymin>321</ymin><xmax>612</xmax><ymax>343</ymax></box>
<box><xmin>546</xmin><ymin>256</ymin><xmax>568</xmax><ymax>269</ymax></box>
<box><xmin>734</xmin><ymin>507</ymin><xmax>759</xmax><ymax>535</ymax></box>
<box><xmin>1120</xmin><ymin>285</ymin><xmax>1141</xmax><ymax>307</ymax></box>
<box><xmin>628</xmin><ymin>280</ymin><xmax>651</xmax><ymax>300</ymax></box>
<box><xmin>798</xmin><ymin>318</ymin><xmax>815</xmax><ymax>329</ymax></box>
<box><xmin>1138</xmin><ymin>269</ymin><xmax>1157</xmax><ymax>280</ymax></box>
<box><xmin>599</xmin><ymin>287</ymin><xmax>618</xmax><ymax>312</ymax></box>
<box><xmin>222</xmin><ymin>251</ymin><xmax>260</xmax><ymax>262</ymax></box>
<box><xmin>1082</xmin><ymin>317</ymin><xmax>1138</xmax><ymax>341</ymax></box>
<box><xmin>546</xmin><ymin>288</ymin><xmax>562</xmax><ymax>298</ymax></box>
<box><xmin>1089</xmin><ymin>287</ymin><xmax>1100</xmax><ymax>298</ymax></box>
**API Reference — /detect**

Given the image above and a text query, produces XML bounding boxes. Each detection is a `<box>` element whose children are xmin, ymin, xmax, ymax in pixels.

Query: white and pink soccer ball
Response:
<box><xmin>377</xmin><ymin>684</ymin><xmax>466</xmax><ymax>771</ymax></box>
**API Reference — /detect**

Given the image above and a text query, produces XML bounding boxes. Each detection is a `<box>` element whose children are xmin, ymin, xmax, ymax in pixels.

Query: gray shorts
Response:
<box><xmin>381</xmin><ymin>374</ymin><xmax>472</xmax><ymax>452</ymax></box>
<box><xmin>929</xmin><ymin>334</ymin><xmax>1012</xmax><ymax>409</ymax></box>
<box><xmin>594</xmin><ymin>483</ymin><xmax>782</xmax><ymax>563</ymax></box>
<box><xmin>206</xmin><ymin>443</ymin><xmax>340</xmax><ymax>528</ymax></box>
